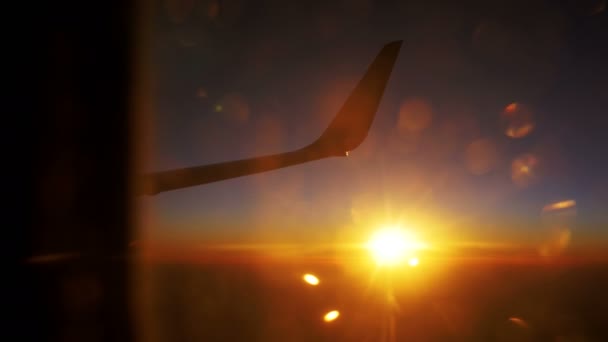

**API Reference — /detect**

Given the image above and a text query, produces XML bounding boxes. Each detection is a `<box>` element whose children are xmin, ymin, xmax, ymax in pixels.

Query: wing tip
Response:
<box><xmin>384</xmin><ymin>40</ymin><xmax>403</xmax><ymax>50</ymax></box>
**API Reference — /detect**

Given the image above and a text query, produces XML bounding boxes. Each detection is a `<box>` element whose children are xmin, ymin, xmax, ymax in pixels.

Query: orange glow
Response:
<box><xmin>542</xmin><ymin>200</ymin><xmax>576</xmax><ymax>212</ymax></box>
<box><xmin>408</xmin><ymin>257</ymin><xmax>419</xmax><ymax>267</ymax></box>
<box><xmin>505</xmin><ymin>123</ymin><xmax>534</xmax><ymax>139</ymax></box>
<box><xmin>465</xmin><ymin>138</ymin><xmax>498</xmax><ymax>175</ymax></box>
<box><xmin>397</xmin><ymin>98</ymin><xmax>433</xmax><ymax>133</ymax></box>
<box><xmin>508</xmin><ymin>317</ymin><xmax>529</xmax><ymax>328</ymax></box>
<box><xmin>511</xmin><ymin>154</ymin><xmax>539</xmax><ymax>187</ymax></box>
<box><xmin>367</xmin><ymin>227</ymin><xmax>426</xmax><ymax>266</ymax></box>
<box><xmin>207</xmin><ymin>0</ymin><xmax>220</xmax><ymax>18</ymax></box>
<box><xmin>505</xmin><ymin>102</ymin><xmax>518</xmax><ymax>112</ymax></box>
<box><xmin>323</xmin><ymin>310</ymin><xmax>340</xmax><ymax>322</ymax></box>
<box><xmin>302</xmin><ymin>273</ymin><xmax>320</xmax><ymax>286</ymax></box>
<box><xmin>501</xmin><ymin>102</ymin><xmax>534</xmax><ymax>138</ymax></box>
<box><xmin>539</xmin><ymin>227</ymin><xmax>572</xmax><ymax>257</ymax></box>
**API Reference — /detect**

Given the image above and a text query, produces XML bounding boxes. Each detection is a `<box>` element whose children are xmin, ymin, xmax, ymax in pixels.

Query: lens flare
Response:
<box><xmin>511</xmin><ymin>154</ymin><xmax>539</xmax><ymax>187</ymax></box>
<box><xmin>196</xmin><ymin>88</ymin><xmax>208</xmax><ymax>99</ymax></box>
<box><xmin>465</xmin><ymin>138</ymin><xmax>498</xmax><ymax>175</ymax></box>
<box><xmin>538</xmin><ymin>197</ymin><xmax>577</xmax><ymax>258</ymax></box>
<box><xmin>501</xmin><ymin>102</ymin><xmax>534</xmax><ymax>138</ymax></box>
<box><xmin>539</xmin><ymin>227</ymin><xmax>571</xmax><ymax>258</ymax></box>
<box><xmin>397</xmin><ymin>98</ymin><xmax>433</xmax><ymax>133</ymax></box>
<box><xmin>508</xmin><ymin>317</ymin><xmax>529</xmax><ymax>328</ymax></box>
<box><xmin>323</xmin><ymin>310</ymin><xmax>340</xmax><ymax>322</ymax></box>
<box><xmin>542</xmin><ymin>200</ymin><xmax>576</xmax><ymax>213</ymax></box>
<box><xmin>302</xmin><ymin>273</ymin><xmax>320</xmax><ymax>286</ymax></box>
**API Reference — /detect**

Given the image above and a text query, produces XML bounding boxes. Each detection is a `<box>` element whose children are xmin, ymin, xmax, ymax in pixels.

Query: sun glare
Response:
<box><xmin>367</xmin><ymin>226</ymin><xmax>424</xmax><ymax>266</ymax></box>
<box><xmin>323</xmin><ymin>310</ymin><xmax>340</xmax><ymax>322</ymax></box>
<box><xmin>303</xmin><ymin>273</ymin><xmax>320</xmax><ymax>286</ymax></box>
<box><xmin>408</xmin><ymin>257</ymin><xmax>419</xmax><ymax>267</ymax></box>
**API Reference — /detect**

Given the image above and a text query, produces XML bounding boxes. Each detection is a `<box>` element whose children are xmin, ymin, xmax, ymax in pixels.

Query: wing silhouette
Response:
<box><xmin>139</xmin><ymin>41</ymin><xmax>402</xmax><ymax>195</ymax></box>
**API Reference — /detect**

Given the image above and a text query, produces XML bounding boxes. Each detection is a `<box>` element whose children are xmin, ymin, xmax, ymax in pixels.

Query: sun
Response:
<box><xmin>367</xmin><ymin>226</ymin><xmax>424</xmax><ymax>266</ymax></box>
<box><xmin>408</xmin><ymin>257</ymin><xmax>419</xmax><ymax>267</ymax></box>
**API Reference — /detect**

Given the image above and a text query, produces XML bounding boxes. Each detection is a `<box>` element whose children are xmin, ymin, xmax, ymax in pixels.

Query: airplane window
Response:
<box><xmin>135</xmin><ymin>1</ymin><xmax>608</xmax><ymax>341</ymax></box>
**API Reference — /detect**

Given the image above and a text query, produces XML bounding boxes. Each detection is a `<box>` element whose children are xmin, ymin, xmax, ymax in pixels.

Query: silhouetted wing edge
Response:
<box><xmin>309</xmin><ymin>40</ymin><xmax>402</xmax><ymax>156</ymax></box>
<box><xmin>138</xmin><ymin>41</ymin><xmax>402</xmax><ymax>195</ymax></box>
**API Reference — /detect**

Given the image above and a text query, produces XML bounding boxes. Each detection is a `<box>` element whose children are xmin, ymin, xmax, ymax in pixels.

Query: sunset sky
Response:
<box><xmin>141</xmin><ymin>0</ymin><xmax>607</xmax><ymax>255</ymax></box>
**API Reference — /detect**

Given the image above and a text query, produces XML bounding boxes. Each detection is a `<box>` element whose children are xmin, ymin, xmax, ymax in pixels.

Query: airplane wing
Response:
<box><xmin>139</xmin><ymin>40</ymin><xmax>402</xmax><ymax>195</ymax></box>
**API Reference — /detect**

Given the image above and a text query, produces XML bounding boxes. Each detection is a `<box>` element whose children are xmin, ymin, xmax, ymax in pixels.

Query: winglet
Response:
<box><xmin>308</xmin><ymin>40</ymin><xmax>402</xmax><ymax>156</ymax></box>
<box><xmin>139</xmin><ymin>41</ymin><xmax>402</xmax><ymax>195</ymax></box>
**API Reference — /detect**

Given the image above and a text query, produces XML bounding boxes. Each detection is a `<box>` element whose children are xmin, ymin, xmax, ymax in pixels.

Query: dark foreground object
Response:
<box><xmin>16</xmin><ymin>2</ymin><xmax>136</xmax><ymax>341</ymax></box>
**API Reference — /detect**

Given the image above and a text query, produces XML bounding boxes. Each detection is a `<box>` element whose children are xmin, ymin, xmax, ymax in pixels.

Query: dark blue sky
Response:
<box><xmin>144</xmin><ymin>0</ymin><xmax>607</xmax><ymax>247</ymax></box>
